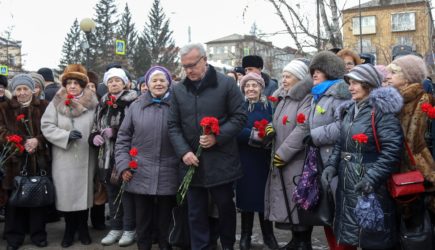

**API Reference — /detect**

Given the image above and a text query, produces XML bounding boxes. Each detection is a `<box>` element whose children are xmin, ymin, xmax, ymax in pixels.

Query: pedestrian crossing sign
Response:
<box><xmin>0</xmin><ymin>65</ymin><xmax>8</xmax><ymax>76</ymax></box>
<box><xmin>115</xmin><ymin>40</ymin><xmax>126</xmax><ymax>55</ymax></box>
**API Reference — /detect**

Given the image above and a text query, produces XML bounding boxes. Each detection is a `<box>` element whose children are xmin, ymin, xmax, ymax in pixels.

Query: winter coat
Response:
<box><xmin>399</xmin><ymin>82</ymin><xmax>435</xmax><ymax>212</ymax></box>
<box><xmin>309</xmin><ymin>79</ymin><xmax>351</xmax><ymax>164</ymax></box>
<box><xmin>0</xmin><ymin>97</ymin><xmax>50</xmax><ymax>191</ymax></box>
<box><xmin>264</xmin><ymin>76</ymin><xmax>313</xmax><ymax>224</ymax></box>
<box><xmin>115</xmin><ymin>92</ymin><xmax>179</xmax><ymax>195</ymax></box>
<box><xmin>88</xmin><ymin>90</ymin><xmax>138</xmax><ymax>183</ymax></box>
<box><xmin>326</xmin><ymin>87</ymin><xmax>403</xmax><ymax>248</ymax></box>
<box><xmin>262</xmin><ymin>72</ymin><xmax>278</xmax><ymax>97</ymax></box>
<box><xmin>41</xmin><ymin>88</ymin><xmax>98</xmax><ymax>212</ymax></box>
<box><xmin>168</xmin><ymin>65</ymin><xmax>247</xmax><ymax>188</ymax></box>
<box><xmin>236</xmin><ymin>100</ymin><xmax>273</xmax><ymax>212</ymax></box>
<box><xmin>43</xmin><ymin>83</ymin><xmax>60</xmax><ymax>102</ymax></box>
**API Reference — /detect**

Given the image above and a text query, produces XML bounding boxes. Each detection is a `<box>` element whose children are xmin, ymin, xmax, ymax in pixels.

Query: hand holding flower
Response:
<box><xmin>199</xmin><ymin>134</ymin><xmax>216</xmax><ymax>148</ymax></box>
<box><xmin>182</xmin><ymin>152</ymin><xmax>199</xmax><ymax>167</ymax></box>
<box><xmin>24</xmin><ymin>138</ymin><xmax>38</xmax><ymax>153</ymax></box>
<box><xmin>122</xmin><ymin>169</ymin><xmax>133</xmax><ymax>182</ymax></box>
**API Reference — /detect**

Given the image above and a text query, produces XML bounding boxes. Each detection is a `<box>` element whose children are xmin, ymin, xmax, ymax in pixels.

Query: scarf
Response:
<box><xmin>311</xmin><ymin>79</ymin><xmax>340</xmax><ymax>102</ymax></box>
<box><xmin>151</xmin><ymin>91</ymin><xmax>170</xmax><ymax>103</ymax></box>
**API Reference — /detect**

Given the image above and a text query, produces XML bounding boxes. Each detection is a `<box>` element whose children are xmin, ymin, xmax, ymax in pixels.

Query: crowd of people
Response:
<box><xmin>0</xmin><ymin>42</ymin><xmax>434</xmax><ymax>250</ymax></box>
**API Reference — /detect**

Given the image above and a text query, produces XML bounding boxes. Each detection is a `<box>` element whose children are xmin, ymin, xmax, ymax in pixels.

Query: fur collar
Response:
<box><xmin>400</xmin><ymin>83</ymin><xmax>424</xmax><ymax>103</ymax></box>
<box><xmin>100</xmin><ymin>90</ymin><xmax>138</xmax><ymax>109</ymax></box>
<box><xmin>337</xmin><ymin>86</ymin><xmax>403</xmax><ymax>118</ymax></box>
<box><xmin>53</xmin><ymin>87</ymin><xmax>98</xmax><ymax>117</ymax></box>
<box><xmin>182</xmin><ymin>65</ymin><xmax>218</xmax><ymax>93</ymax></box>
<box><xmin>273</xmin><ymin>75</ymin><xmax>313</xmax><ymax>101</ymax></box>
<box><xmin>8</xmin><ymin>95</ymin><xmax>42</xmax><ymax>109</ymax></box>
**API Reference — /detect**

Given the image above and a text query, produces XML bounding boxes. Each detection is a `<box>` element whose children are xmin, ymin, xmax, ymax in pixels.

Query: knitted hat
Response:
<box><xmin>344</xmin><ymin>63</ymin><xmax>382</xmax><ymax>88</ymax></box>
<box><xmin>103</xmin><ymin>68</ymin><xmax>128</xmax><ymax>85</ymax></box>
<box><xmin>0</xmin><ymin>75</ymin><xmax>8</xmax><ymax>88</ymax></box>
<box><xmin>242</xmin><ymin>55</ymin><xmax>264</xmax><ymax>69</ymax></box>
<box><xmin>283</xmin><ymin>59</ymin><xmax>309</xmax><ymax>81</ymax></box>
<box><xmin>309</xmin><ymin>51</ymin><xmax>345</xmax><ymax>80</ymax></box>
<box><xmin>239</xmin><ymin>72</ymin><xmax>265</xmax><ymax>94</ymax></box>
<box><xmin>30</xmin><ymin>72</ymin><xmax>45</xmax><ymax>90</ymax></box>
<box><xmin>61</xmin><ymin>64</ymin><xmax>89</xmax><ymax>88</ymax></box>
<box><xmin>10</xmin><ymin>74</ymin><xmax>35</xmax><ymax>92</ymax></box>
<box><xmin>36</xmin><ymin>67</ymin><xmax>54</xmax><ymax>82</ymax></box>
<box><xmin>144</xmin><ymin>66</ymin><xmax>172</xmax><ymax>87</ymax></box>
<box><xmin>391</xmin><ymin>54</ymin><xmax>428</xmax><ymax>84</ymax></box>
<box><xmin>374</xmin><ymin>65</ymin><xmax>388</xmax><ymax>80</ymax></box>
<box><xmin>234</xmin><ymin>66</ymin><xmax>245</xmax><ymax>76</ymax></box>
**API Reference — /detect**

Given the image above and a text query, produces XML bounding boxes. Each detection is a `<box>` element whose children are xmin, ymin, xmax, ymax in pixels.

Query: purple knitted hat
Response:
<box><xmin>144</xmin><ymin>66</ymin><xmax>172</xmax><ymax>87</ymax></box>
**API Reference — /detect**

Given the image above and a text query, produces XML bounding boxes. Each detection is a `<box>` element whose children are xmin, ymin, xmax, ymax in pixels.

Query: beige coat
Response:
<box><xmin>41</xmin><ymin>88</ymin><xmax>98</xmax><ymax>212</ymax></box>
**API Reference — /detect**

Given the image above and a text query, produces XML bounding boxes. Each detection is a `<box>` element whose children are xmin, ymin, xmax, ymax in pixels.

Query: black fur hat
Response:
<box><xmin>309</xmin><ymin>51</ymin><xmax>345</xmax><ymax>80</ymax></box>
<box><xmin>242</xmin><ymin>55</ymin><xmax>264</xmax><ymax>69</ymax></box>
<box><xmin>0</xmin><ymin>75</ymin><xmax>7</xmax><ymax>88</ymax></box>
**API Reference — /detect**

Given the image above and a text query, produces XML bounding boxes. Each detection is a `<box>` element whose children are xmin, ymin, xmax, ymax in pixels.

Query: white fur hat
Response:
<box><xmin>103</xmin><ymin>68</ymin><xmax>128</xmax><ymax>85</ymax></box>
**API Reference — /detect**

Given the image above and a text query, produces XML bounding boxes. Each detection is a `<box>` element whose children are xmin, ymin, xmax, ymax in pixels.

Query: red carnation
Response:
<box><xmin>282</xmin><ymin>115</ymin><xmax>289</xmax><ymax>125</ymax></box>
<box><xmin>128</xmin><ymin>160</ymin><xmax>138</xmax><ymax>169</ymax></box>
<box><xmin>109</xmin><ymin>95</ymin><xmax>116</xmax><ymax>102</ymax></box>
<box><xmin>421</xmin><ymin>103</ymin><xmax>432</xmax><ymax>113</ymax></box>
<box><xmin>106</xmin><ymin>100</ymin><xmax>113</xmax><ymax>106</ymax></box>
<box><xmin>129</xmin><ymin>147</ymin><xmax>138</xmax><ymax>157</ymax></box>
<box><xmin>296</xmin><ymin>113</ymin><xmax>306</xmax><ymax>124</ymax></box>
<box><xmin>6</xmin><ymin>134</ymin><xmax>23</xmax><ymax>144</ymax></box>
<box><xmin>16</xmin><ymin>114</ymin><xmax>25</xmax><ymax>121</ymax></box>
<box><xmin>428</xmin><ymin>107</ymin><xmax>435</xmax><ymax>119</ymax></box>
<box><xmin>352</xmin><ymin>133</ymin><xmax>368</xmax><ymax>144</ymax></box>
<box><xmin>200</xmin><ymin>117</ymin><xmax>220</xmax><ymax>135</ymax></box>
<box><xmin>268</xmin><ymin>96</ymin><xmax>278</xmax><ymax>102</ymax></box>
<box><xmin>258</xmin><ymin>130</ymin><xmax>266</xmax><ymax>138</ymax></box>
<box><xmin>67</xmin><ymin>94</ymin><xmax>74</xmax><ymax>99</ymax></box>
<box><xmin>15</xmin><ymin>143</ymin><xmax>25</xmax><ymax>153</ymax></box>
<box><xmin>65</xmin><ymin>99</ymin><xmax>71</xmax><ymax>106</ymax></box>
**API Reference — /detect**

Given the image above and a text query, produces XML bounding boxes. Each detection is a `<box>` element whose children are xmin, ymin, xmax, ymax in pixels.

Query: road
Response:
<box><xmin>0</xmin><ymin>213</ymin><xmax>328</xmax><ymax>250</ymax></box>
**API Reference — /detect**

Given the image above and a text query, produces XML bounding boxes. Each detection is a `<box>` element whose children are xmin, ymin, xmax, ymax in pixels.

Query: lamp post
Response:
<box><xmin>80</xmin><ymin>18</ymin><xmax>96</xmax><ymax>70</ymax></box>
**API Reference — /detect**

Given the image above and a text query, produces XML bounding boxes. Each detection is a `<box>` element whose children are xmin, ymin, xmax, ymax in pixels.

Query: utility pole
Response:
<box><xmin>317</xmin><ymin>0</ymin><xmax>320</xmax><ymax>51</ymax></box>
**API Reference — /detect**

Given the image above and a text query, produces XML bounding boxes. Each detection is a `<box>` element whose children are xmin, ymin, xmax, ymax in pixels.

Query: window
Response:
<box><xmin>209</xmin><ymin>47</ymin><xmax>214</xmax><ymax>54</ymax></box>
<box><xmin>216</xmin><ymin>47</ymin><xmax>224</xmax><ymax>54</ymax></box>
<box><xmin>356</xmin><ymin>39</ymin><xmax>373</xmax><ymax>53</ymax></box>
<box><xmin>396</xmin><ymin>36</ymin><xmax>413</xmax><ymax>46</ymax></box>
<box><xmin>352</xmin><ymin>16</ymin><xmax>376</xmax><ymax>35</ymax></box>
<box><xmin>231</xmin><ymin>46</ymin><xmax>235</xmax><ymax>53</ymax></box>
<box><xmin>392</xmin><ymin>12</ymin><xmax>415</xmax><ymax>32</ymax></box>
<box><xmin>224</xmin><ymin>46</ymin><xmax>228</xmax><ymax>54</ymax></box>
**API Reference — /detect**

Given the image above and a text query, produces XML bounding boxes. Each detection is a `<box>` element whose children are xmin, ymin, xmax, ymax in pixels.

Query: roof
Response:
<box><xmin>205</xmin><ymin>33</ymin><xmax>272</xmax><ymax>46</ymax></box>
<box><xmin>0</xmin><ymin>37</ymin><xmax>21</xmax><ymax>47</ymax></box>
<box><xmin>344</xmin><ymin>0</ymin><xmax>426</xmax><ymax>11</ymax></box>
<box><xmin>206</xmin><ymin>34</ymin><xmax>245</xmax><ymax>43</ymax></box>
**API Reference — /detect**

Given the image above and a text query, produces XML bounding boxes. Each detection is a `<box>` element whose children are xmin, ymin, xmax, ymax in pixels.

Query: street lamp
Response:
<box><xmin>80</xmin><ymin>18</ymin><xmax>96</xmax><ymax>69</ymax></box>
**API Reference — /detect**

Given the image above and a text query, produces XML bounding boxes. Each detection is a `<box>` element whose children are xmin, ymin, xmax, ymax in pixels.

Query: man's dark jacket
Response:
<box><xmin>168</xmin><ymin>65</ymin><xmax>247</xmax><ymax>187</ymax></box>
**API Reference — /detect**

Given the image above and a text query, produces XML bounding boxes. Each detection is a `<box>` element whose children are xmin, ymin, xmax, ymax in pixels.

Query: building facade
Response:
<box><xmin>0</xmin><ymin>37</ymin><xmax>23</xmax><ymax>74</ymax></box>
<box><xmin>342</xmin><ymin>0</ymin><xmax>434</xmax><ymax>66</ymax></box>
<box><xmin>205</xmin><ymin>34</ymin><xmax>296</xmax><ymax>78</ymax></box>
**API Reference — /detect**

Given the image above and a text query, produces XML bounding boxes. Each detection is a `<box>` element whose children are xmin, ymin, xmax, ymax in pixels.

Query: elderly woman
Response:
<box><xmin>322</xmin><ymin>64</ymin><xmax>403</xmax><ymax>249</ymax></box>
<box><xmin>30</xmin><ymin>72</ymin><xmax>46</xmax><ymax>100</ymax></box>
<box><xmin>235</xmin><ymin>72</ymin><xmax>275</xmax><ymax>250</ymax></box>
<box><xmin>41</xmin><ymin>64</ymin><xmax>98</xmax><ymax>248</ymax></box>
<box><xmin>263</xmin><ymin>59</ymin><xmax>312</xmax><ymax>249</ymax></box>
<box><xmin>337</xmin><ymin>48</ymin><xmax>362</xmax><ymax>73</ymax></box>
<box><xmin>115</xmin><ymin>66</ymin><xmax>178</xmax><ymax>250</ymax></box>
<box><xmin>0</xmin><ymin>74</ymin><xmax>50</xmax><ymax>250</ymax></box>
<box><xmin>386</xmin><ymin>55</ymin><xmax>435</xmax><ymax>223</ymax></box>
<box><xmin>89</xmin><ymin>67</ymin><xmax>138</xmax><ymax>247</ymax></box>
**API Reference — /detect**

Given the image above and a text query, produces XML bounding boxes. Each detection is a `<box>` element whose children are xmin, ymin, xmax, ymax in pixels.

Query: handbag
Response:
<box><xmin>9</xmin><ymin>154</ymin><xmax>55</xmax><ymax>207</ymax></box>
<box><xmin>168</xmin><ymin>203</ymin><xmax>191</xmax><ymax>248</ymax></box>
<box><xmin>399</xmin><ymin>210</ymin><xmax>433</xmax><ymax>250</ymax></box>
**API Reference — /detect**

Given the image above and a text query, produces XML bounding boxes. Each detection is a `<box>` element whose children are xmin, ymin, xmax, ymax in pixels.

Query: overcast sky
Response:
<box><xmin>1</xmin><ymin>0</ymin><xmax>373</xmax><ymax>71</ymax></box>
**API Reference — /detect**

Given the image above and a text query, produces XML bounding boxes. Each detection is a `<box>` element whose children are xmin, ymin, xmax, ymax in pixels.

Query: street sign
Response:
<box><xmin>0</xmin><ymin>65</ymin><xmax>8</xmax><ymax>76</ymax></box>
<box><xmin>115</xmin><ymin>40</ymin><xmax>126</xmax><ymax>55</ymax></box>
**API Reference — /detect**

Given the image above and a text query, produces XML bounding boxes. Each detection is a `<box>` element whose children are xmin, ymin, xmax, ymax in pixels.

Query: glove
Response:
<box><xmin>102</xmin><ymin>127</ymin><xmax>114</xmax><ymax>139</ymax></box>
<box><xmin>303</xmin><ymin>134</ymin><xmax>314</xmax><ymax>146</ymax></box>
<box><xmin>355</xmin><ymin>180</ymin><xmax>374</xmax><ymax>194</ymax></box>
<box><xmin>262</xmin><ymin>124</ymin><xmax>275</xmax><ymax>146</ymax></box>
<box><xmin>273</xmin><ymin>154</ymin><xmax>286</xmax><ymax>168</ymax></box>
<box><xmin>321</xmin><ymin>166</ymin><xmax>337</xmax><ymax>185</ymax></box>
<box><xmin>68</xmin><ymin>130</ymin><xmax>82</xmax><ymax>141</ymax></box>
<box><xmin>93</xmin><ymin>134</ymin><xmax>105</xmax><ymax>146</ymax></box>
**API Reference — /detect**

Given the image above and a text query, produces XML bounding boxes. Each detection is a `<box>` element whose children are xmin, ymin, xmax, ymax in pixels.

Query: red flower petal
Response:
<box><xmin>282</xmin><ymin>115</ymin><xmax>288</xmax><ymax>125</ymax></box>
<box><xmin>129</xmin><ymin>147</ymin><xmax>138</xmax><ymax>157</ymax></box>
<box><xmin>16</xmin><ymin>114</ymin><xmax>25</xmax><ymax>121</ymax></box>
<box><xmin>128</xmin><ymin>160</ymin><xmax>138</xmax><ymax>169</ymax></box>
<box><xmin>352</xmin><ymin>133</ymin><xmax>368</xmax><ymax>144</ymax></box>
<box><xmin>428</xmin><ymin>107</ymin><xmax>435</xmax><ymax>119</ymax></box>
<box><xmin>268</xmin><ymin>96</ymin><xmax>278</xmax><ymax>102</ymax></box>
<box><xmin>296</xmin><ymin>113</ymin><xmax>306</xmax><ymax>124</ymax></box>
<box><xmin>64</xmin><ymin>100</ymin><xmax>71</xmax><ymax>106</ymax></box>
<box><xmin>421</xmin><ymin>103</ymin><xmax>432</xmax><ymax>113</ymax></box>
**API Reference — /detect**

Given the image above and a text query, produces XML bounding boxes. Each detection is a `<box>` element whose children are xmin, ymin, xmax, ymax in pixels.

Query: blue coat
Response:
<box><xmin>236</xmin><ymin>100</ymin><xmax>273</xmax><ymax>212</ymax></box>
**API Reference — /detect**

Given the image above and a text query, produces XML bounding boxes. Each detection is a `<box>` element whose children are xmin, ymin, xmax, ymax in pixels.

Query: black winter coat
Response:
<box><xmin>168</xmin><ymin>65</ymin><xmax>247</xmax><ymax>187</ymax></box>
<box><xmin>326</xmin><ymin>87</ymin><xmax>404</xmax><ymax>248</ymax></box>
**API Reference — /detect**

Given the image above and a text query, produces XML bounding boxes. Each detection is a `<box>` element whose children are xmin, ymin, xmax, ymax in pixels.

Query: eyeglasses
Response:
<box><xmin>182</xmin><ymin>56</ymin><xmax>204</xmax><ymax>69</ymax></box>
<box><xmin>345</xmin><ymin>62</ymin><xmax>355</xmax><ymax>66</ymax></box>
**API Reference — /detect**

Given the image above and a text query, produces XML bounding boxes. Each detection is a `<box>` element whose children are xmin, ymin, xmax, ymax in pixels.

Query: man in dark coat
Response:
<box><xmin>37</xmin><ymin>67</ymin><xmax>59</xmax><ymax>102</ymax></box>
<box><xmin>242</xmin><ymin>55</ymin><xmax>278</xmax><ymax>97</ymax></box>
<box><xmin>168</xmin><ymin>43</ymin><xmax>247</xmax><ymax>250</ymax></box>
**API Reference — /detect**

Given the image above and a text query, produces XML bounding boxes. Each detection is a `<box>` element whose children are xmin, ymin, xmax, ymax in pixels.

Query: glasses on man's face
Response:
<box><xmin>182</xmin><ymin>56</ymin><xmax>204</xmax><ymax>69</ymax></box>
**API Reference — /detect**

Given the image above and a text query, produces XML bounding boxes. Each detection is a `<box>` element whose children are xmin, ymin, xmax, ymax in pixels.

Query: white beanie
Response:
<box><xmin>283</xmin><ymin>59</ymin><xmax>309</xmax><ymax>81</ymax></box>
<box><xmin>103</xmin><ymin>68</ymin><xmax>128</xmax><ymax>85</ymax></box>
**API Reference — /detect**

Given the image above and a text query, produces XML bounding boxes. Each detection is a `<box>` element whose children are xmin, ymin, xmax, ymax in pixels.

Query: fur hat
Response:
<box><xmin>37</xmin><ymin>67</ymin><xmax>54</xmax><ymax>82</ymax></box>
<box><xmin>10</xmin><ymin>74</ymin><xmax>35</xmax><ymax>92</ymax></box>
<box><xmin>391</xmin><ymin>54</ymin><xmax>428</xmax><ymax>84</ymax></box>
<box><xmin>0</xmin><ymin>75</ymin><xmax>7</xmax><ymax>88</ymax></box>
<box><xmin>283</xmin><ymin>59</ymin><xmax>309</xmax><ymax>81</ymax></box>
<box><xmin>239</xmin><ymin>72</ymin><xmax>265</xmax><ymax>94</ymax></box>
<box><xmin>234</xmin><ymin>66</ymin><xmax>245</xmax><ymax>76</ymax></box>
<box><xmin>344</xmin><ymin>64</ymin><xmax>382</xmax><ymax>88</ymax></box>
<box><xmin>30</xmin><ymin>72</ymin><xmax>45</xmax><ymax>90</ymax></box>
<box><xmin>242</xmin><ymin>55</ymin><xmax>264</xmax><ymax>69</ymax></box>
<box><xmin>61</xmin><ymin>64</ymin><xmax>89</xmax><ymax>88</ymax></box>
<box><xmin>309</xmin><ymin>51</ymin><xmax>345</xmax><ymax>80</ymax></box>
<box><xmin>144</xmin><ymin>66</ymin><xmax>172</xmax><ymax>87</ymax></box>
<box><xmin>103</xmin><ymin>68</ymin><xmax>128</xmax><ymax>85</ymax></box>
<box><xmin>87</xmin><ymin>71</ymin><xmax>99</xmax><ymax>84</ymax></box>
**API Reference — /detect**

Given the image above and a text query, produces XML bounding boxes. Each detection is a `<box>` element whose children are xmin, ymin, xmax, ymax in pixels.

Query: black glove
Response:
<box><xmin>68</xmin><ymin>130</ymin><xmax>82</xmax><ymax>141</ymax></box>
<box><xmin>321</xmin><ymin>166</ymin><xmax>337</xmax><ymax>185</ymax></box>
<box><xmin>303</xmin><ymin>134</ymin><xmax>314</xmax><ymax>146</ymax></box>
<box><xmin>354</xmin><ymin>180</ymin><xmax>374</xmax><ymax>194</ymax></box>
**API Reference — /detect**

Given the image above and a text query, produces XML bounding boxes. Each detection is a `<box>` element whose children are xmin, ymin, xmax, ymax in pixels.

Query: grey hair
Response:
<box><xmin>180</xmin><ymin>43</ymin><xmax>206</xmax><ymax>57</ymax></box>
